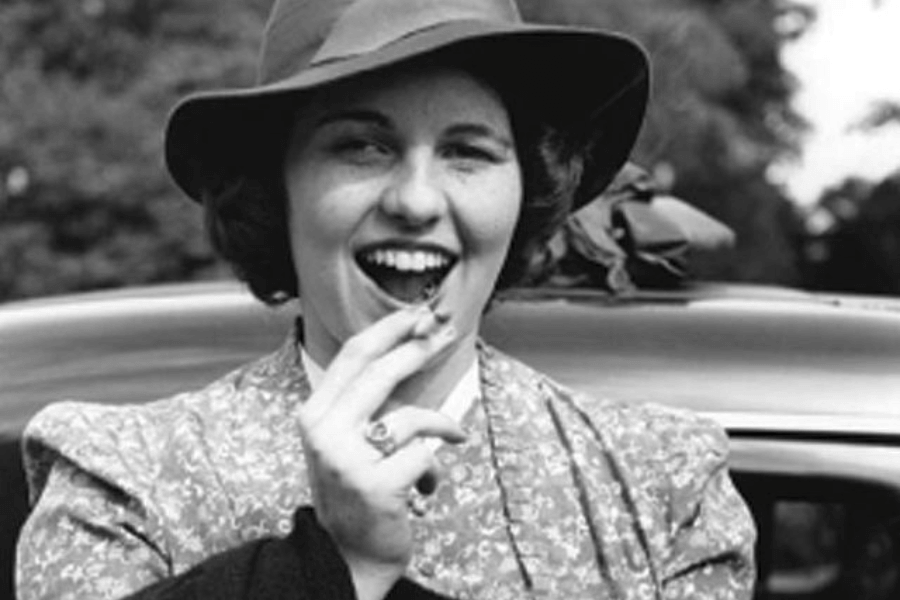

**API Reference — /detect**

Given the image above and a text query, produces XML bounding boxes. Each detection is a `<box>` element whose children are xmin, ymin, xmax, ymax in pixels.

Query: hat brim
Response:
<box><xmin>165</xmin><ymin>20</ymin><xmax>650</xmax><ymax>208</ymax></box>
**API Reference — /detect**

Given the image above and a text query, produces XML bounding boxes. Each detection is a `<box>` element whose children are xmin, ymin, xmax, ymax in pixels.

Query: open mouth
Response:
<box><xmin>356</xmin><ymin>244</ymin><xmax>456</xmax><ymax>304</ymax></box>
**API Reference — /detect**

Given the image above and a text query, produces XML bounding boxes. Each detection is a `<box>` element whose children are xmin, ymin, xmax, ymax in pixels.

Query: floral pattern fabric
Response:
<box><xmin>16</xmin><ymin>336</ymin><xmax>755</xmax><ymax>600</ymax></box>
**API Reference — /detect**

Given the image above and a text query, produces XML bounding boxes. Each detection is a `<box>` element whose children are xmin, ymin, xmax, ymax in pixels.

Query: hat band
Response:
<box><xmin>312</xmin><ymin>0</ymin><xmax>521</xmax><ymax>66</ymax></box>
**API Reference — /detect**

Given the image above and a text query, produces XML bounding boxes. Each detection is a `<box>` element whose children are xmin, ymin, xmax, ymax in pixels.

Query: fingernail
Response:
<box><xmin>448</xmin><ymin>426</ymin><xmax>468</xmax><ymax>444</ymax></box>
<box><xmin>409</xmin><ymin>304</ymin><xmax>431</xmax><ymax>317</ymax></box>
<box><xmin>411</xmin><ymin>312</ymin><xmax>438</xmax><ymax>338</ymax></box>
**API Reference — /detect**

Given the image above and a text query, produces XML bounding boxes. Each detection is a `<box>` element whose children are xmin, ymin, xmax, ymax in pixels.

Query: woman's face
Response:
<box><xmin>284</xmin><ymin>66</ymin><xmax>522</xmax><ymax>365</ymax></box>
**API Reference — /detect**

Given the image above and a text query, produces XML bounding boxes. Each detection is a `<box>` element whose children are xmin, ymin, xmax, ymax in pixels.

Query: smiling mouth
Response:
<box><xmin>356</xmin><ymin>245</ymin><xmax>456</xmax><ymax>304</ymax></box>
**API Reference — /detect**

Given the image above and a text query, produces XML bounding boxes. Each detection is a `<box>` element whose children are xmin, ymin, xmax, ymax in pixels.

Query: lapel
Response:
<box><xmin>477</xmin><ymin>343</ymin><xmax>658</xmax><ymax>599</ymax></box>
<box><xmin>477</xmin><ymin>342</ymin><xmax>604</xmax><ymax>597</ymax></box>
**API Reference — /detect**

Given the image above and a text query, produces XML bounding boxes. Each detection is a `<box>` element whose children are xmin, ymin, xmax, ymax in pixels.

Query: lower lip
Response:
<box><xmin>358</xmin><ymin>265</ymin><xmax>447</xmax><ymax>311</ymax></box>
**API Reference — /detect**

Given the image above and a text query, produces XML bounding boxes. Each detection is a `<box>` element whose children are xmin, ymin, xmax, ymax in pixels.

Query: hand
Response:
<box><xmin>297</xmin><ymin>305</ymin><xmax>467</xmax><ymax>600</ymax></box>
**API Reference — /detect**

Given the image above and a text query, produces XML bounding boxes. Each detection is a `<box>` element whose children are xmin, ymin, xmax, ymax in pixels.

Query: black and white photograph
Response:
<box><xmin>2</xmin><ymin>1</ymin><xmax>899</xmax><ymax>599</ymax></box>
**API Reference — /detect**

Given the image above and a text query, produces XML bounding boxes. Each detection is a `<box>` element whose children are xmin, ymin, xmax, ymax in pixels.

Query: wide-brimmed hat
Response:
<box><xmin>165</xmin><ymin>0</ymin><xmax>651</xmax><ymax>208</ymax></box>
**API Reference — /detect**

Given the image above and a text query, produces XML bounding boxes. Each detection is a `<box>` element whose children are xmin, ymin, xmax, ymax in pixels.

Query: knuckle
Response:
<box><xmin>342</xmin><ymin>332</ymin><xmax>376</xmax><ymax>361</ymax></box>
<box><xmin>300</xmin><ymin>434</ymin><xmax>328</xmax><ymax>462</ymax></box>
<box><xmin>358</xmin><ymin>363</ymin><xmax>399</xmax><ymax>394</ymax></box>
<box><xmin>301</xmin><ymin>422</ymin><xmax>344</xmax><ymax>458</ymax></box>
<box><xmin>371</xmin><ymin>346</ymin><xmax>419</xmax><ymax>379</ymax></box>
<box><xmin>297</xmin><ymin>405</ymin><xmax>321</xmax><ymax>429</ymax></box>
<box><xmin>318</xmin><ymin>462</ymin><xmax>344</xmax><ymax>484</ymax></box>
<box><xmin>345</xmin><ymin>465</ymin><xmax>380</xmax><ymax>495</ymax></box>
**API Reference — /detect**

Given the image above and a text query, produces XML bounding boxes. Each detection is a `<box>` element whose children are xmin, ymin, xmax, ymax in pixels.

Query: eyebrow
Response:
<box><xmin>445</xmin><ymin>123</ymin><xmax>514</xmax><ymax>150</ymax></box>
<box><xmin>315</xmin><ymin>109</ymin><xmax>393</xmax><ymax>129</ymax></box>
<box><xmin>314</xmin><ymin>110</ymin><xmax>513</xmax><ymax>149</ymax></box>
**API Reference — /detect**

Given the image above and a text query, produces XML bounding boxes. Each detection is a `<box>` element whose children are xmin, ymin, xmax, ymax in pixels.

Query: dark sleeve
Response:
<box><xmin>123</xmin><ymin>507</ymin><xmax>454</xmax><ymax>600</ymax></box>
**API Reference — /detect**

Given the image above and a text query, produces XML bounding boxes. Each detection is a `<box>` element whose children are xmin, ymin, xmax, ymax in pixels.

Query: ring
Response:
<box><xmin>407</xmin><ymin>490</ymin><xmax>429</xmax><ymax>517</ymax></box>
<box><xmin>364</xmin><ymin>419</ymin><xmax>398</xmax><ymax>457</ymax></box>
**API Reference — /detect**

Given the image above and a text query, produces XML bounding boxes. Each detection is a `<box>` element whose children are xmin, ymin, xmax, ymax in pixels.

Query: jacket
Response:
<box><xmin>16</xmin><ymin>336</ymin><xmax>755</xmax><ymax>599</ymax></box>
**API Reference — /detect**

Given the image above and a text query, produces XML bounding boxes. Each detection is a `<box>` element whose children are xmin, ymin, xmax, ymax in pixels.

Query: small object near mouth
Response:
<box><xmin>356</xmin><ymin>246</ymin><xmax>455</xmax><ymax>304</ymax></box>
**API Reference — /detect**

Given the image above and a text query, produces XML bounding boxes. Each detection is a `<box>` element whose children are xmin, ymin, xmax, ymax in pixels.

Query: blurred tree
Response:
<box><xmin>520</xmin><ymin>0</ymin><xmax>811</xmax><ymax>284</ymax></box>
<box><xmin>803</xmin><ymin>171</ymin><xmax>900</xmax><ymax>294</ymax></box>
<box><xmin>0</xmin><ymin>0</ymin><xmax>269</xmax><ymax>300</ymax></box>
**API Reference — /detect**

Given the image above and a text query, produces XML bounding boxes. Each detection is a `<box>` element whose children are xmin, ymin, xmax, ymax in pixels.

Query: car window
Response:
<box><xmin>737</xmin><ymin>472</ymin><xmax>900</xmax><ymax>600</ymax></box>
<box><xmin>770</xmin><ymin>501</ymin><xmax>899</xmax><ymax>599</ymax></box>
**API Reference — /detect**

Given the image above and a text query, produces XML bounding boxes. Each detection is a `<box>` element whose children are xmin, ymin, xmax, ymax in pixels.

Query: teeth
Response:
<box><xmin>363</xmin><ymin>249</ymin><xmax>450</xmax><ymax>273</ymax></box>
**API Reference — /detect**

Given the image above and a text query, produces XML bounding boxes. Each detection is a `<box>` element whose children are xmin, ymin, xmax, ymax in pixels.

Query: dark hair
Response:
<box><xmin>202</xmin><ymin>64</ymin><xmax>584</xmax><ymax>306</ymax></box>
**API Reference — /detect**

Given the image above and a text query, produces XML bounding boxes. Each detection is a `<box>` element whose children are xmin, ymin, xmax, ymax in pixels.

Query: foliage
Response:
<box><xmin>520</xmin><ymin>0</ymin><xmax>810</xmax><ymax>284</ymax></box>
<box><xmin>1</xmin><ymin>0</ymin><xmax>811</xmax><ymax>301</ymax></box>
<box><xmin>802</xmin><ymin>170</ymin><xmax>900</xmax><ymax>294</ymax></box>
<box><xmin>0</xmin><ymin>0</ymin><xmax>269</xmax><ymax>300</ymax></box>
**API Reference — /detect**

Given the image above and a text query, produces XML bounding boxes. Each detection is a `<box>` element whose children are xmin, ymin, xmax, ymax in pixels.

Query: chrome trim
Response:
<box><xmin>706</xmin><ymin>410</ymin><xmax>900</xmax><ymax>439</ymax></box>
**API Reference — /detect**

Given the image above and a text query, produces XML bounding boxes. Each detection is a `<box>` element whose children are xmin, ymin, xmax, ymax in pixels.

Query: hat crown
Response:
<box><xmin>258</xmin><ymin>0</ymin><xmax>522</xmax><ymax>84</ymax></box>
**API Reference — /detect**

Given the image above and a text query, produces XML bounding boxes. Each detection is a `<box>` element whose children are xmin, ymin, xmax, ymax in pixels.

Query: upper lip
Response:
<box><xmin>355</xmin><ymin>240</ymin><xmax>458</xmax><ymax>266</ymax></box>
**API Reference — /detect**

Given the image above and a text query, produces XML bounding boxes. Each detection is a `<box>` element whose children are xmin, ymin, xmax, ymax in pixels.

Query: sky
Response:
<box><xmin>773</xmin><ymin>0</ymin><xmax>900</xmax><ymax>205</ymax></box>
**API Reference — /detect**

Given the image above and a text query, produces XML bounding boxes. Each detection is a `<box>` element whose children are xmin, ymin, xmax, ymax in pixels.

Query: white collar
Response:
<box><xmin>300</xmin><ymin>347</ymin><xmax>479</xmax><ymax>425</ymax></box>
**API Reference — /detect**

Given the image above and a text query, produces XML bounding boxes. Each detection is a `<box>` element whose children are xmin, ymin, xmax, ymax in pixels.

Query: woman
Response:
<box><xmin>16</xmin><ymin>0</ymin><xmax>756</xmax><ymax>599</ymax></box>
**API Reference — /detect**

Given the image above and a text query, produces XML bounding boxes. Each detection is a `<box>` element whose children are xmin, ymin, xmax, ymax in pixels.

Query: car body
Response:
<box><xmin>2</xmin><ymin>281</ymin><xmax>900</xmax><ymax>600</ymax></box>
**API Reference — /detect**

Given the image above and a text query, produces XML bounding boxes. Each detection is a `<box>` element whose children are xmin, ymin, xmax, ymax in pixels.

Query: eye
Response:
<box><xmin>442</xmin><ymin>142</ymin><xmax>502</xmax><ymax>170</ymax></box>
<box><xmin>329</xmin><ymin>136</ymin><xmax>393</xmax><ymax>165</ymax></box>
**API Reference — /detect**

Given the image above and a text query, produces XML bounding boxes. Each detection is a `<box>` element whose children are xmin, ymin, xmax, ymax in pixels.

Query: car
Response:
<box><xmin>2</xmin><ymin>281</ymin><xmax>900</xmax><ymax>600</ymax></box>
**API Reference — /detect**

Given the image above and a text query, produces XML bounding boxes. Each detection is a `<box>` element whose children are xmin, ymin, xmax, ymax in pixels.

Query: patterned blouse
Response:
<box><xmin>16</xmin><ymin>337</ymin><xmax>756</xmax><ymax>600</ymax></box>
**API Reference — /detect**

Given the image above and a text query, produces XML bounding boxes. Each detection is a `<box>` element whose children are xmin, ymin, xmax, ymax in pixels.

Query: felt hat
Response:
<box><xmin>164</xmin><ymin>0</ymin><xmax>651</xmax><ymax>207</ymax></box>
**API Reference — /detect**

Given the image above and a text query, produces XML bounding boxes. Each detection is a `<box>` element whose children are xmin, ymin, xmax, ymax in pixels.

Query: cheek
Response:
<box><xmin>286</xmin><ymin>172</ymin><xmax>362</xmax><ymax>257</ymax></box>
<box><xmin>465</xmin><ymin>172</ymin><xmax>523</xmax><ymax>255</ymax></box>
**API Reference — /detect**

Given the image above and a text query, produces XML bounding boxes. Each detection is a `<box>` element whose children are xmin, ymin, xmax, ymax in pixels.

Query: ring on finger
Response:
<box><xmin>364</xmin><ymin>419</ymin><xmax>398</xmax><ymax>457</ymax></box>
<box><xmin>407</xmin><ymin>490</ymin><xmax>429</xmax><ymax>516</ymax></box>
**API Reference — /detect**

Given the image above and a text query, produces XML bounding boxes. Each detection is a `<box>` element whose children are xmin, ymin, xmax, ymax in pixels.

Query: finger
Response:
<box><xmin>366</xmin><ymin>407</ymin><xmax>467</xmax><ymax>453</ymax></box>
<box><xmin>334</xmin><ymin>323</ymin><xmax>456</xmax><ymax>420</ymax></box>
<box><xmin>376</xmin><ymin>440</ymin><xmax>442</xmax><ymax>494</ymax></box>
<box><xmin>305</xmin><ymin>305</ymin><xmax>440</xmax><ymax>416</ymax></box>
<box><xmin>410</xmin><ymin>308</ymin><xmax>451</xmax><ymax>338</ymax></box>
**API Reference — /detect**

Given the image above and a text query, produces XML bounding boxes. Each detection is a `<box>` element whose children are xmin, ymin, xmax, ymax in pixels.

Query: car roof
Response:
<box><xmin>2</xmin><ymin>281</ymin><xmax>900</xmax><ymax>439</ymax></box>
<box><xmin>483</xmin><ymin>286</ymin><xmax>900</xmax><ymax>423</ymax></box>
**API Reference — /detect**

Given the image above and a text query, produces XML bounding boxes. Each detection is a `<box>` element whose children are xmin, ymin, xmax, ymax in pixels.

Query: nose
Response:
<box><xmin>378</xmin><ymin>154</ymin><xmax>446</xmax><ymax>229</ymax></box>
